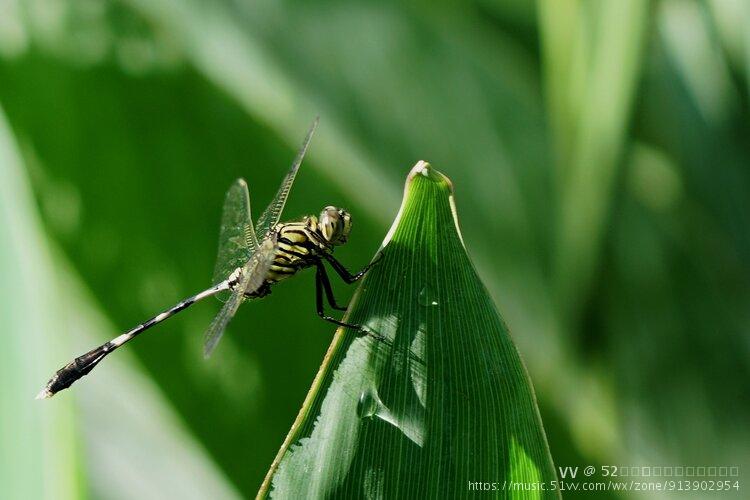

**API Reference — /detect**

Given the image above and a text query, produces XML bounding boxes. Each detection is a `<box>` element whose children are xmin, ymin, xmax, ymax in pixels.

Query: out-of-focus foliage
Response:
<box><xmin>0</xmin><ymin>104</ymin><xmax>83</xmax><ymax>500</ymax></box>
<box><xmin>0</xmin><ymin>0</ymin><xmax>748</xmax><ymax>498</ymax></box>
<box><xmin>0</xmin><ymin>105</ymin><xmax>242</xmax><ymax>500</ymax></box>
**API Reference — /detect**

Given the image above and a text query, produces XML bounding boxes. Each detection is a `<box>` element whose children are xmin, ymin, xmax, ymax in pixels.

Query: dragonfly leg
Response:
<box><xmin>322</xmin><ymin>251</ymin><xmax>382</xmax><ymax>284</ymax></box>
<box><xmin>315</xmin><ymin>260</ymin><xmax>347</xmax><ymax>311</ymax></box>
<box><xmin>315</xmin><ymin>262</ymin><xmax>362</xmax><ymax>330</ymax></box>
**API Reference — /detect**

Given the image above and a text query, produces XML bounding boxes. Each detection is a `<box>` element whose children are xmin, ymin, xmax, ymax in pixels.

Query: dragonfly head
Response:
<box><xmin>319</xmin><ymin>206</ymin><xmax>352</xmax><ymax>246</ymax></box>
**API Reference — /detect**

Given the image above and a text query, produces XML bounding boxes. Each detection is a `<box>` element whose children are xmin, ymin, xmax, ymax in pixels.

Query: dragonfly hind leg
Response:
<box><xmin>315</xmin><ymin>260</ymin><xmax>347</xmax><ymax>311</ymax></box>
<box><xmin>315</xmin><ymin>261</ymin><xmax>362</xmax><ymax>331</ymax></box>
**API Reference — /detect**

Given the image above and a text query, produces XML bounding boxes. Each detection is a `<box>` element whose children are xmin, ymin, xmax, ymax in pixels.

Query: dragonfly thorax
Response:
<box><xmin>260</xmin><ymin>208</ymin><xmax>350</xmax><ymax>288</ymax></box>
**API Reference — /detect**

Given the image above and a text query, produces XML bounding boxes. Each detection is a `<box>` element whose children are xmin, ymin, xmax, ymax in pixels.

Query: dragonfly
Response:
<box><xmin>37</xmin><ymin>117</ymin><xmax>379</xmax><ymax>399</ymax></box>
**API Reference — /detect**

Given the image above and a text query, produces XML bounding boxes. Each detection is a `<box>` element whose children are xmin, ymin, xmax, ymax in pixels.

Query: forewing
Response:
<box><xmin>254</xmin><ymin>117</ymin><xmax>318</xmax><ymax>240</ymax></box>
<box><xmin>213</xmin><ymin>179</ymin><xmax>260</xmax><ymax>299</ymax></box>
<box><xmin>202</xmin><ymin>234</ymin><xmax>278</xmax><ymax>358</ymax></box>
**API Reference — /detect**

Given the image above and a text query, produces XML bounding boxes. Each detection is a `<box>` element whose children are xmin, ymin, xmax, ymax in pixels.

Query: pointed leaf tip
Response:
<box><xmin>407</xmin><ymin>160</ymin><xmax>454</xmax><ymax>190</ymax></box>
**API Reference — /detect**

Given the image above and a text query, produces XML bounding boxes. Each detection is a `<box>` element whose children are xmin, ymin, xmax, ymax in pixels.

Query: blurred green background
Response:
<box><xmin>1</xmin><ymin>0</ymin><xmax>748</xmax><ymax>498</ymax></box>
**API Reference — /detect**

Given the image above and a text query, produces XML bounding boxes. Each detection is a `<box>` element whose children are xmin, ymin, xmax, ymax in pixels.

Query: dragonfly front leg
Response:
<box><xmin>315</xmin><ymin>261</ymin><xmax>361</xmax><ymax>330</ymax></box>
<box><xmin>321</xmin><ymin>252</ymin><xmax>382</xmax><ymax>284</ymax></box>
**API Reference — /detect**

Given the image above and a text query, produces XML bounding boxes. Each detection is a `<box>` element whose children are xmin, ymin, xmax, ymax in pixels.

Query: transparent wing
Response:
<box><xmin>202</xmin><ymin>280</ymin><xmax>246</xmax><ymax>358</ymax></box>
<box><xmin>213</xmin><ymin>179</ymin><xmax>260</xmax><ymax>299</ymax></box>
<box><xmin>253</xmin><ymin>117</ymin><xmax>319</xmax><ymax>240</ymax></box>
<box><xmin>202</xmin><ymin>234</ymin><xmax>278</xmax><ymax>358</ymax></box>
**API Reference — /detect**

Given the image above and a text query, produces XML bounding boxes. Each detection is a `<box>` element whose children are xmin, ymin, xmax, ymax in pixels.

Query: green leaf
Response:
<box><xmin>261</xmin><ymin>162</ymin><xmax>557</xmax><ymax>498</ymax></box>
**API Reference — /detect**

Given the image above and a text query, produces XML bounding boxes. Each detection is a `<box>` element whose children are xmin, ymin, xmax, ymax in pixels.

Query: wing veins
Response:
<box><xmin>203</xmin><ymin>235</ymin><xmax>278</xmax><ymax>357</ymax></box>
<box><xmin>254</xmin><ymin>117</ymin><xmax>318</xmax><ymax>240</ymax></box>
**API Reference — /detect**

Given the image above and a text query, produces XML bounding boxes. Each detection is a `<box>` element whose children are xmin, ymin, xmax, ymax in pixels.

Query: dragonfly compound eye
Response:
<box><xmin>319</xmin><ymin>206</ymin><xmax>350</xmax><ymax>245</ymax></box>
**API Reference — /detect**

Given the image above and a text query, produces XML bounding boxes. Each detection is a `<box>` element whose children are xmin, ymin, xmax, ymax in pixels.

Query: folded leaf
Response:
<box><xmin>262</xmin><ymin>161</ymin><xmax>558</xmax><ymax>498</ymax></box>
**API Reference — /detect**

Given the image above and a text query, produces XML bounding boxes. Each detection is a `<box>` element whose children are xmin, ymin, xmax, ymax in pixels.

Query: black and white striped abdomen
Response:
<box><xmin>265</xmin><ymin>218</ymin><xmax>326</xmax><ymax>284</ymax></box>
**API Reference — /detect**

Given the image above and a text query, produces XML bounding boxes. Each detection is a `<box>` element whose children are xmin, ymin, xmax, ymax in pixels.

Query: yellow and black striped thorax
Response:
<box><xmin>265</xmin><ymin>216</ymin><xmax>329</xmax><ymax>284</ymax></box>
